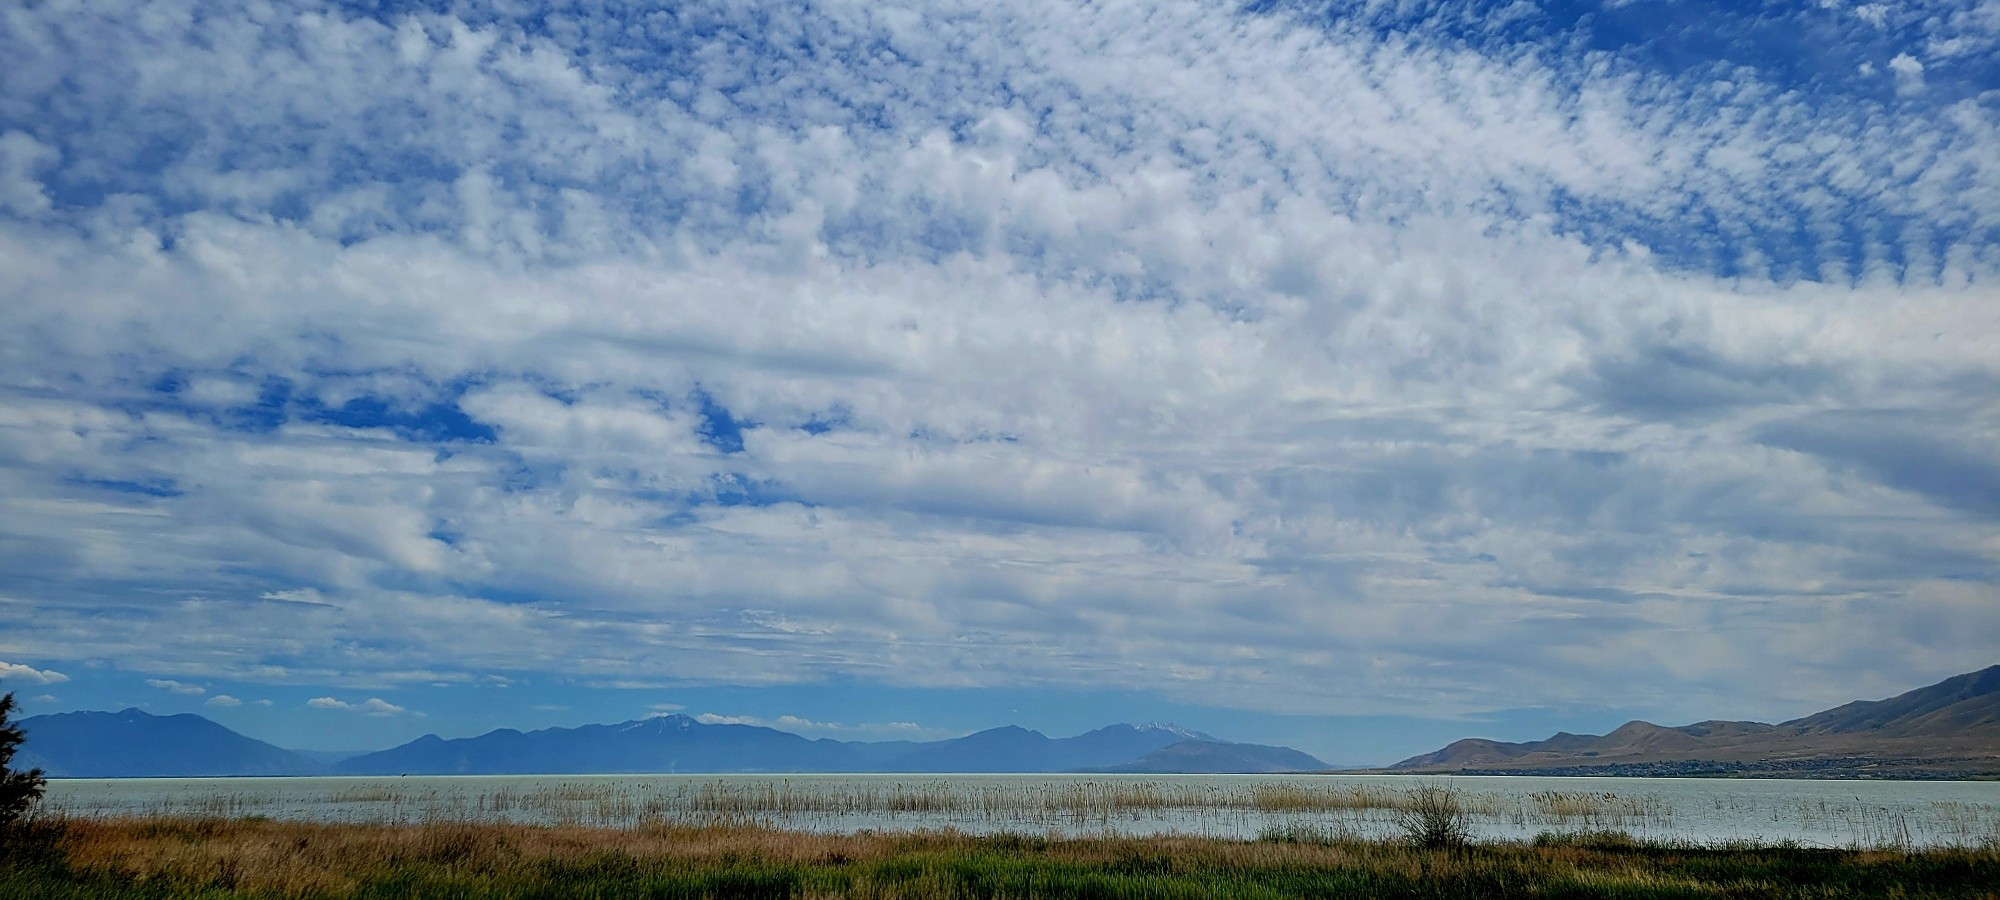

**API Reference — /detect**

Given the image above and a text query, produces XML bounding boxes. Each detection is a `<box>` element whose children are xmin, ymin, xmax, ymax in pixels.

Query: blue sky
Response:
<box><xmin>0</xmin><ymin>0</ymin><xmax>1995</xmax><ymax>765</ymax></box>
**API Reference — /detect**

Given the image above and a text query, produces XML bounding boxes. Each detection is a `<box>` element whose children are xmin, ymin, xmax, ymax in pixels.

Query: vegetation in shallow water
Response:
<box><xmin>4</xmin><ymin>816</ymin><xmax>1999</xmax><ymax>899</ymax></box>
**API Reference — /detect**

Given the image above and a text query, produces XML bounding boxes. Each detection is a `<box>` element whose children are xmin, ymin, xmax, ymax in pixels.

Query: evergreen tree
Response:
<box><xmin>0</xmin><ymin>692</ymin><xmax>46</xmax><ymax>825</ymax></box>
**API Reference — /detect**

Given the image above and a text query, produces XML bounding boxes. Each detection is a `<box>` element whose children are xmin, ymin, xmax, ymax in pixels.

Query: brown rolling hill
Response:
<box><xmin>1386</xmin><ymin>665</ymin><xmax>2000</xmax><ymax>779</ymax></box>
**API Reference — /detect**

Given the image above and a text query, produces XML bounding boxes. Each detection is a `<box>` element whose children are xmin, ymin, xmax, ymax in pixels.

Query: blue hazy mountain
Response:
<box><xmin>334</xmin><ymin>715</ymin><xmax>866</xmax><ymax>775</ymax></box>
<box><xmin>16</xmin><ymin>708</ymin><xmax>322</xmax><ymax>777</ymax></box>
<box><xmin>335</xmin><ymin>717</ymin><xmax>1270</xmax><ymax>775</ymax></box>
<box><xmin>16</xmin><ymin>707</ymin><xmax>1326</xmax><ymax>777</ymax></box>
<box><xmin>886</xmin><ymin>723</ymin><xmax>1216</xmax><ymax>773</ymax></box>
<box><xmin>1090</xmin><ymin>740</ymin><xmax>1332</xmax><ymax>774</ymax></box>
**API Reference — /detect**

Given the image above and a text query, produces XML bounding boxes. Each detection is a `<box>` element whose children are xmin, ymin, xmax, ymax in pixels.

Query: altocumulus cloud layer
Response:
<box><xmin>0</xmin><ymin>0</ymin><xmax>1995</xmax><ymax>727</ymax></box>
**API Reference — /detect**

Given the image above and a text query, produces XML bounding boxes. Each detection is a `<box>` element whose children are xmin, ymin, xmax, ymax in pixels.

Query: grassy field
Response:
<box><xmin>3</xmin><ymin>817</ymin><xmax>1998</xmax><ymax>899</ymax></box>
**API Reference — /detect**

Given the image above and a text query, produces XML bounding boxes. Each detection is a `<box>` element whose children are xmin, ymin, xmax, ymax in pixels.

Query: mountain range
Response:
<box><xmin>23</xmin><ymin>665</ymin><xmax>1995</xmax><ymax>779</ymax></box>
<box><xmin>15</xmin><ymin>711</ymin><xmax>1329</xmax><ymax>778</ymax></box>
<box><xmin>1390</xmin><ymin>664</ymin><xmax>2000</xmax><ymax>778</ymax></box>
<box><xmin>13</xmin><ymin>708</ymin><xmax>320</xmax><ymax>778</ymax></box>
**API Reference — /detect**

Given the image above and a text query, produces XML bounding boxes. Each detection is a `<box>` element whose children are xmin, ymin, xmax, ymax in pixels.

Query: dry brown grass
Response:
<box><xmin>20</xmin><ymin>815</ymin><xmax>2000</xmax><ymax>899</ymax></box>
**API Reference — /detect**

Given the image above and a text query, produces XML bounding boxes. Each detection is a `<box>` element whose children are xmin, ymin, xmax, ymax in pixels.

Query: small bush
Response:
<box><xmin>1396</xmin><ymin>784</ymin><xmax>1471</xmax><ymax>851</ymax></box>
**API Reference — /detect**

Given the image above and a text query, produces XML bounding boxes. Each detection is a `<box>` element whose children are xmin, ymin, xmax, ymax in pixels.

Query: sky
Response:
<box><xmin>0</xmin><ymin>0</ymin><xmax>1995</xmax><ymax>766</ymax></box>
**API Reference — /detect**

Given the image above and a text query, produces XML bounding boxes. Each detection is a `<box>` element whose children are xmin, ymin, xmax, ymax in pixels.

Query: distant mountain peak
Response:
<box><xmin>1951</xmin><ymin>665</ymin><xmax>2000</xmax><ymax>694</ymax></box>
<box><xmin>1391</xmin><ymin>664</ymin><xmax>2000</xmax><ymax>777</ymax></box>
<box><xmin>616</xmin><ymin>714</ymin><xmax>694</xmax><ymax>731</ymax></box>
<box><xmin>971</xmin><ymin>724</ymin><xmax>1042</xmax><ymax>737</ymax></box>
<box><xmin>1134</xmin><ymin>722</ymin><xmax>1215</xmax><ymax>740</ymax></box>
<box><xmin>19</xmin><ymin>708</ymin><xmax>321</xmax><ymax>777</ymax></box>
<box><xmin>1605</xmin><ymin>720</ymin><xmax>1668</xmax><ymax>736</ymax></box>
<box><xmin>1780</xmin><ymin>664</ymin><xmax>2000</xmax><ymax>737</ymax></box>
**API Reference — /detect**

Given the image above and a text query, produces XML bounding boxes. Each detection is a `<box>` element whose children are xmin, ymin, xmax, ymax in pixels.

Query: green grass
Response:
<box><xmin>4</xmin><ymin>817</ymin><xmax>1998</xmax><ymax>899</ymax></box>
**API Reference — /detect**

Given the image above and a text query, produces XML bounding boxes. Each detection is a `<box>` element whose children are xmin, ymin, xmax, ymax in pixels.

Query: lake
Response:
<box><xmin>40</xmin><ymin>773</ymin><xmax>2000</xmax><ymax>848</ymax></box>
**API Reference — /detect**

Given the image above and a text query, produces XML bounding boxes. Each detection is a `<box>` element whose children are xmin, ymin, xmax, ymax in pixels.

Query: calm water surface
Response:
<box><xmin>42</xmin><ymin>774</ymin><xmax>2000</xmax><ymax>848</ymax></box>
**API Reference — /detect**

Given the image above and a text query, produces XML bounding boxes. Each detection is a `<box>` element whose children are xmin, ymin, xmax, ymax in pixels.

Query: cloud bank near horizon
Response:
<box><xmin>0</xmin><ymin>0</ymin><xmax>1994</xmax><ymax>727</ymax></box>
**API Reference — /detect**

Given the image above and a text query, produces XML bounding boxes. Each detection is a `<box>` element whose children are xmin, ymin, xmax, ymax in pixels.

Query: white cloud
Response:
<box><xmin>206</xmin><ymin>694</ymin><xmax>242</xmax><ymax>707</ymax></box>
<box><xmin>693</xmin><ymin>713</ymin><xmax>757</xmax><ymax>726</ymax></box>
<box><xmin>1888</xmin><ymin>52</ymin><xmax>1926</xmax><ymax>95</ymax></box>
<box><xmin>146</xmin><ymin>678</ymin><xmax>205</xmax><ymax>696</ymax></box>
<box><xmin>773</xmin><ymin>715</ymin><xmax>841</xmax><ymax>731</ymax></box>
<box><xmin>307</xmin><ymin>696</ymin><xmax>409</xmax><ymax>716</ymax></box>
<box><xmin>694</xmin><ymin>712</ymin><xmax>935</xmax><ymax>736</ymax></box>
<box><xmin>0</xmin><ymin>661</ymin><xmax>67</xmax><ymax>685</ymax></box>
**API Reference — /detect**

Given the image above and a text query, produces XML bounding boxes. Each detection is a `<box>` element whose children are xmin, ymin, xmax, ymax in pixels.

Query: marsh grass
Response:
<box><xmin>5</xmin><ymin>816</ymin><xmax>1999</xmax><ymax>899</ymax></box>
<box><xmin>43</xmin><ymin>777</ymin><xmax>2000</xmax><ymax>848</ymax></box>
<box><xmin>46</xmin><ymin>780</ymin><xmax>1499</xmax><ymax>821</ymax></box>
<box><xmin>1519</xmin><ymin>789</ymin><xmax>1670</xmax><ymax>828</ymax></box>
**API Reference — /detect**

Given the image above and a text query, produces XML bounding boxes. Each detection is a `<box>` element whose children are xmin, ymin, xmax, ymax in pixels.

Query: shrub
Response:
<box><xmin>1396</xmin><ymin>784</ymin><xmax>1471</xmax><ymax>851</ymax></box>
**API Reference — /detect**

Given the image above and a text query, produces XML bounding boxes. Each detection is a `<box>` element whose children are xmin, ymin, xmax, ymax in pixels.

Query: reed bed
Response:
<box><xmin>40</xmin><ymin>777</ymin><xmax>2000</xmax><ymax>849</ymax></box>
<box><xmin>1514</xmin><ymin>790</ymin><xmax>1671</xmax><ymax>828</ymax></box>
<box><xmin>45</xmin><ymin>779</ymin><xmax>1492</xmax><ymax>840</ymax></box>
